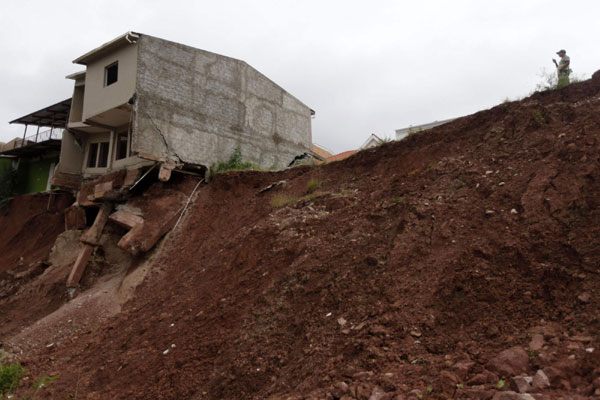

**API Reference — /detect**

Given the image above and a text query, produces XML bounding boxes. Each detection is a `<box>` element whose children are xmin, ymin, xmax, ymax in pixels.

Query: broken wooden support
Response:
<box><xmin>80</xmin><ymin>203</ymin><xmax>112</xmax><ymax>246</ymax></box>
<box><xmin>109</xmin><ymin>210</ymin><xmax>144</xmax><ymax>230</ymax></box>
<box><xmin>66</xmin><ymin>244</ymin><xmax>94</xmax><ymax>291</ymax></box>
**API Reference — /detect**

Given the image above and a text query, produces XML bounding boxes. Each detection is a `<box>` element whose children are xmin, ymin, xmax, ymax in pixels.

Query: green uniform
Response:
<box><xmin>557</xmin><ymin>55</ymin><xmax>571</xmax><ymax>88</ymax></box>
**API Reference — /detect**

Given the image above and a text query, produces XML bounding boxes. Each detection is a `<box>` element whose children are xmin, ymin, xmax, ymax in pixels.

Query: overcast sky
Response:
<box><xmin>1</xmin><ymin>0</ymin><xmax>599</xmax><ymax>154</ymax></box>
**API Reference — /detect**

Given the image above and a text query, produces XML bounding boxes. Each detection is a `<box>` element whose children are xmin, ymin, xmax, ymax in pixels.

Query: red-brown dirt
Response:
<box><xmin>3</xmin><ymin>71</ymin><xmax>600</xmax><ymax>399</ymax></box>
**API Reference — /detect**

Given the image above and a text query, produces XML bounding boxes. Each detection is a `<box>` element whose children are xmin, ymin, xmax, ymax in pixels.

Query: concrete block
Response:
<box><xmin>109</xmin><ymin>210</ymin><xmax>144</xmax><ymax>230</ymax></box>
<box><xmin>64</xmin><ymin>206</ymin><xmax>87</xmax><ymax>230</ymax></box>
<box><xmin>94</xmin><ymin>181</ymin><xmax>114</xmax><ymax>194</ymax></box>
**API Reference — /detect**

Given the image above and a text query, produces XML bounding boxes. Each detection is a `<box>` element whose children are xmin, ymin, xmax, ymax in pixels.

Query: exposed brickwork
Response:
<box><xmin>133</xmin><ymin>35</ymin><xmax>312</xmax><ymax>170</ymax></box>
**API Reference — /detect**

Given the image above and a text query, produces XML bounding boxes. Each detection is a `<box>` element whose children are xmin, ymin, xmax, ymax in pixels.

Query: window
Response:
<box><xmin>104</xmin><ymin>61</ymin><xmax>118</xmax><ymax>86</ymax></box>
<box><xmin>87</xmin><ymin>141</ymin><xmax>110</xmax><ymax>168</ymax></box>
<box><xmin>115</xmin><ymin>131</ymin><xmax>129</xmax><ymax>160</ymax></box>
<box><xmin>87</xmin><ymin>143</ymin><xmax>98</xmax><ymax>168</ymax></box>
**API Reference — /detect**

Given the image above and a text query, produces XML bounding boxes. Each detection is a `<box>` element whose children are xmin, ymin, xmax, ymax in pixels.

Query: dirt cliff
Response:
<box><xmin>2</xmin><ymin>71</ymin><xmax>600</xmax><ymax>399</ymax></box>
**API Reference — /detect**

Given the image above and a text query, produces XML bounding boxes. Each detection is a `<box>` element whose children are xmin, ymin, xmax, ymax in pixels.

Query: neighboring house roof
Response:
<box><xmin>395</xmin><ymin>118</ymin><xmax>456</xmax><ymax>140</ymax></box>
<box><xmin>0</xmin><ymin>139</ymin><xmax>61</xmax><ymax>157</ymax></box>
<box><xmin>10</xmin><ymin>98</ymin><xmax>72</xmax><ymax>128</ymax></box>
<box><xmin>312</xmin><ymin>143</ymin><xmax>333</xmax><ymax>161</ymax></box>
<box><xmin>327</xmin><ymin>150</ymin><xmax>357</xmax><ymax>163</ymax></box>
<box><xmin>359</xmin><ymin>133</ymin><xmax>384</xmax><ymax>149</ymax></box>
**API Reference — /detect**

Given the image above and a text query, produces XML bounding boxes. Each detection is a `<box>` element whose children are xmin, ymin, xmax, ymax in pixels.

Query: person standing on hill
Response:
<box><xmin>553</xmin><ymin>49</ymin><xmax>571</xmax><ymax>89</ymax></box>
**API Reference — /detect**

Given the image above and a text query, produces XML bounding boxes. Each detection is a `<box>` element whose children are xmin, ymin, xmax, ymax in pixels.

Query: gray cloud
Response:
<box><xmin>1</xmin><ymin>0</ymin><xmax>599</xmax><ymax>153</ymax></box>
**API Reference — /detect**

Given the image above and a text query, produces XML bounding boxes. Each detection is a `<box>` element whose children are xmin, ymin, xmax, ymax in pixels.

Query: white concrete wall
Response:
<box><xmin>82</xmin><ymin>43</ymin><xmax>138</xmax><ymax>122</ymax></box>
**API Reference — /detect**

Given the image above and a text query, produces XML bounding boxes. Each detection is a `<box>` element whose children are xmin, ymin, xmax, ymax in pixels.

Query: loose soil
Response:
<box><xmin>2</xmin><ymin>72</ymin><xmax>600</xmax><ymax>399</ymax></box>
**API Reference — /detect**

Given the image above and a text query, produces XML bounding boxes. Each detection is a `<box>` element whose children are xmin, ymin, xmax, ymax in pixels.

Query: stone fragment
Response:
<box><xmin>439</xmin><ymin>370</ymin><xmax>460</xmax><ymax>395</ymax></box>
<box><xmin>331</xmin><ymin>381</ymin><xmax>349</xmax><ymax>398</ymax></box>
<box><xmin>532</xmin><ymin>370</ymin><xmax>550</xmax><ymax>390</ymax></box>
<box><xmin>369</xmin><ymin>386</ymin><xmax>386</xmax><ymax>400</ymax></box>
<box><xmin>491</xmin><ymin>391</ymin><xmax>535</xmax><ymax>400</ymax></box>
<box><xmin>452</xmin><ymin>360</ymin><xmax>475</xmax><ymax>380</ymax></box>
<box><xmin>487</xmin><ymin>346</ymin><xmax>530</xmax><ymax>377</ymax></box>
<box><xmin>529</xmin><ymin>334</ymin><xmax>544</xmax><ymax>351</ymax></box>
<box><xmin>508</xmin><ymin>376</ymin><xmax>532</xmax><ymax>393</ymax></box>
<box><xmin>468</xmin><ymin>370</ymin><xmax>499</xmax><ymax>385</ymax></box>
<box><xmin>577</xmin><ymin>292</ymin><xmax>591</xmax><ymax>303</ymax></box>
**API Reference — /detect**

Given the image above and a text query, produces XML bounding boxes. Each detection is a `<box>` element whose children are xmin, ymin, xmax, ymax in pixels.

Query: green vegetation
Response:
<box><xmin>497</xmin><ymin>379</ymin><xmax>506</xmax><ymax>389</ymax></box>
<box><xmin>535</xmin><ymin>67</ymin><xmax>586</xmax><ymax>92</ymax></box>
<box><xmin>391</xmin><ymin>196</ymin><xmax>405</xmax><ymax>205</ymax></box>
<box><xmin>30</xmin><ymin>374</ymin><xmax>59</xmax><ymax>399</ymax></box>
<box><xmin>210</xmin><ymin>146</ymin><xmax>258</xmax><ymax>175</ymax></box>
<box><xmin>270</xmin><ymin>191</ymin><xmax>324</xmax><ymax>208</ymax></box>
<box><xmin>531</xmin><ymin>109</ymin><xmax>546</xmax><ymax>125</ymax></box>
<box><xmin>0</xmin><ymin>168</ymin><xmax>17</xmax><ymax>212</ymax></box>
<box><xmin>0</xmin><ymin>362</ymin><xmax>26</xmax><ymax>396</ymax></box>
<box><xmin>306</xmin><ymin>179</ymin><xmax>321</xmax><ymax>194</ymax></box>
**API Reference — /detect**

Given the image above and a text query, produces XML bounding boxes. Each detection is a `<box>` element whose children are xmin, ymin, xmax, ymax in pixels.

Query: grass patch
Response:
<box><xmin>0</xmin><ymin>362</ymin><xmax>26</xmax><ymax>396</ymax></box>
<box><xmin>306</xmin><ymin>179</ymin><xmax>321</xmax><ymax>194</ymax></box>
<box><xmin>271</xmin><ymin>191</ymin><xmax>325</xmax><ymax>208</ymax></box>
<box><xmin>210</xmin><ymin>146</ymin><xmax>258</xmax><ymax>175</ymax></box>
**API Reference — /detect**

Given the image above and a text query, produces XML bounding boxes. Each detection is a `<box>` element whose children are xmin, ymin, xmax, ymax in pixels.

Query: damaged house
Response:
<box><xmin>28</xmin><ymin>32</ymin><xmax>315</xmax><ymax>296</ymax></box>
<box><xmin>52</xmin><ymin>31</ymin><xmax>313</xmax><ymax>188</ymax></box>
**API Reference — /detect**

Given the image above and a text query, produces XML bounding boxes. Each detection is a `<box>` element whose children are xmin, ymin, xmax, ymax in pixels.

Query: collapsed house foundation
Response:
<box><xmin>63</xmin><ymin>164</ymin><xmax>200</xmax><ymax>297</ymax></box>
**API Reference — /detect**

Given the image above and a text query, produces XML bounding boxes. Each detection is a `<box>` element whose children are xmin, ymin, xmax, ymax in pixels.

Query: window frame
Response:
<box><xmin>104</xmin><ymin>61</ymin><xmax>119</xmax><ymax>87</ymax></box>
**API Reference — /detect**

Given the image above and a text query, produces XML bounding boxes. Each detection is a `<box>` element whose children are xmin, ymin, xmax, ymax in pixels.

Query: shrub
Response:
<box><xmin>210</xmin><ymin>146</ymin><xmax>257</xmax><ymax>175</ymax></box>
<box><xmin>306</xmin><ymin>179</ymin><xmax>321</xmax><ymax>194</ymax></box>
<box><xmin>535</xmin><ymin>67</ymin><xmax>586</xmax><ymax>92</ymax></box>
<box><xmin>0</xmin><ymin>362</ymin><xmax>26</xmax><ymax>395</ymax></box>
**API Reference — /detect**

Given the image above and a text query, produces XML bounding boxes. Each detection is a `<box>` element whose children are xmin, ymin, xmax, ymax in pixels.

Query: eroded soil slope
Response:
<box><xmin>7</xmin><ymin>72</ymin><xmax>600</xmax><ymax>399</ymax></box>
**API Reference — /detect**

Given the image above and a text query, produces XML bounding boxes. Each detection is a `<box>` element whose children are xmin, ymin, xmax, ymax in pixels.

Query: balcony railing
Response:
<box><xmin>13</xmin><ymin>128</ymin><xmax>63</xmax><ymax>149</ymax></box>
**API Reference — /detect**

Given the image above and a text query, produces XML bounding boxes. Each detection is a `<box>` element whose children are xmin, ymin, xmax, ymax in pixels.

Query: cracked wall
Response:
<box><xmin>132</xmin><ymin>35</ymin><xmax>312</xmax><ymax>170</ymax></box>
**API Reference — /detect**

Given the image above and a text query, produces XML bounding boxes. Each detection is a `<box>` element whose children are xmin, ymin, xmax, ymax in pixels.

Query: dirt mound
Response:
<box><xmin>6</xmin><ymin>72</ymin><xmax>600</xmax><ymax>399</ymax></box>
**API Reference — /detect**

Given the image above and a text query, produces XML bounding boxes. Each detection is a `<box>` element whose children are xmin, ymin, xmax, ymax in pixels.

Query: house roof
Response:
<box><xmin>9</xmin><ymin>98</ymin><xmax>72</xmax><ymax>127</ymax></box>
<box><xmin>73</xmin><ymin>31</ymin><xmax>141</xmax><ymax>65</ymax></box>
<box><xmin>0</xmin><ymin>139</ymin><xmax>61</xmax><ymax>157</ymax></box>
<box><xmin>359</xmin><ymin>133</ymin><xmax>384</xmax><ymax>149</ymax></box>
<box><xmin>326</xmin><ymin>150</ymin><xmax>357</xmax><ymax>163</ymax></box>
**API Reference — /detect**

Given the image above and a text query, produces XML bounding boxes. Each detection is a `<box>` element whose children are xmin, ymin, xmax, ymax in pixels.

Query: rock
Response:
<box><xmin>508</xmin><ymin>376</ymin><xmax>532</xmax><ymax>393</ymax></box>
<box><xmin>529</xmin><ymin>334</ymin><xmax>544</xmax><ymax>352</ymax></box>
<box><xmin>468</xmin><ymin>370</ymin><xmax>499</xmax><ymax>385</ymax></box>
<box><xmin>452</xmin><ymin>360</ymin><xmax>475</xmax><ymax>380</ymax></box>
<box><xmin>331</xmin><ymin>381</ymin><xmax>349</xmax><ymax>398</ymax></box>
<box><xmin>487</xmin><ymin>346</ymin><xmax>530</xmax><ymax>377</ymax></box>
<box><xmin>337</xmin><ymin>317</ymin><xmax>347</xmax><ymax>327</ymax></box>
<box><xmin>439</xmin><ymin>370</ymin><xmax>460</xmax><ymax>395</ymax></box>
<box><xmin>409</xmin><ymin>330</ymin><xmax>421</xmax><ymax>338</ymax></box>
<box><xmin>577</xmin><ymin>292</ymin><xmax>591</xmax><ymax>303</ymax></box>
<box><xmin>532</xmin><ymin>370</ymin><xmax>550</xmax><ymax>390</ymax></box>
<box><xmin>369</xmin><ymin>386</ymin><xmax>386</xmax><ymax>400</ymax></box>
<box><xmin>491</xmin><ymin>391</ymin><xmax>535</xmax><ymax>400</ymax></box>
<box><xmin>456</xmin><ymin>388</ymin><xmax>494</xmax><ymax>400</ymax></box>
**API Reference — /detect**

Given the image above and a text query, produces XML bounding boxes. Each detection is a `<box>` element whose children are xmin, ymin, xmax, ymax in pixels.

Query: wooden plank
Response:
<box><xmin>66</xmin><ymin>244</ymin><xmax>94</xmax><ymax>288</ymax></box>
<box><xmin>109</xmin><ymin>210</ymin><xmax>144</xmax><ymax>230</ymax></box>
<box><xmin>80</xmin><ymin>203</ymin><xmax>112</xmax><ymax>245</ymax></box>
